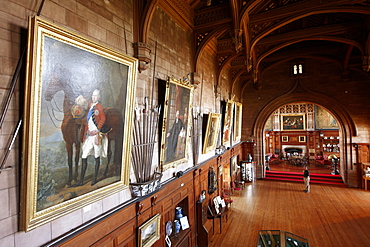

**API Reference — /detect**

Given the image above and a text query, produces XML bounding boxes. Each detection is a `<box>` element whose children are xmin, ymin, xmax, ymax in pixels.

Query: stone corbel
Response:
<box><xmin>188</xmin><ymin>72</ymin><xmax>201</xmax><ymax>87</ymax></box>
<box><xmin>214</xmin><ymin>85</ymin><xmax>221</xmax><ymax>98</ymax></box>
<box><xmin>253</xmin><ymin>69</ymin><xmax>261</xmax><ymax>90</ymax></box>
<box><xmin>341</xmin><ymin>70</ymin><xmax>350</xmax><ymax>81</ymax></box>
<box><xmin>253</xmin><ymin>69</ymin><xmax>261</xmax><ymax>89</ymax></box>
<box><xmin>362</xmin><ymin>54</ymin><xmax>370</xmax><ymax>72</ymax></box>
<box><xmin>253</xmin><ymin>69</ymin><xmax>258</xmax><ymax>83</ymax></box>
<box><xmin>133</xmin><ymin>42</ymin><xmax>151</xmax><ymax>73</ymax></box>
<box><xmin>230</xmin><ymin>29</ymin><xmax>243</xmax><ymax>53</ymax></box>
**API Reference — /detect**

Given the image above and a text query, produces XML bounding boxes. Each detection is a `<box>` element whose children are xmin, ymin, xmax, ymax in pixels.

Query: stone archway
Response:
<box><xmin>252</xmin><ymin>92</ymin><xmax>358</xmax><ymax>186</ymax></box>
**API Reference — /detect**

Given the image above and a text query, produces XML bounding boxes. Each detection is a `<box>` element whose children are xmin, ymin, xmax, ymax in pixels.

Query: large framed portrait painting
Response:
<box><xmin>20</xmin><ymin>17</ymin><xmax>137</xmax><ymax>231</ymax></box>
<box><xmin>160</xmin><ymin>77</ymin><xmax>194</xmax><ymax>171</ymax></box>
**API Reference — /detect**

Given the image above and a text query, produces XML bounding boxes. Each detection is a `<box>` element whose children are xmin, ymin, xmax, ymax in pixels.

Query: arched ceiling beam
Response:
<box><xmin>194</xmin><ymin>26</ymin><xmax>229</xmax><ymax>71</ymax></box>
<box><xmin>256</xmin><ymin>37</ymin><xmax>364</xmax><ymax>69</ymax></box>
<box><xmin>250</xmin><ymin>7</ymin><xmax>370</xmax><ymax>52</ymax></box>
<box><xmin>239</xmin><ymin>0</ymin><xmax>264</xmax><ymax>71</ymax></box>
<box><xmin>229</xmin><ymin>0</ymin><xmax>240</xmax><ymax>28</ymax></box>
<box><xmin>240</xmin><ymin>78</ymin><xmax>253</xmax><ymax>97</ymax></box>
<box><xmin>231</xmin><ymin>69</ymin><xmax>247</xmax><ymax>98</ymax></box>
<box><xmin>134</xmin><ymin>0</ymin><xmax>158</xmax><ymax>43</ymax></box>
<box><xmin>343</xmin><ymin>45</ymin><xmax>354</xmax><ymax>71</ymax></box>
<box><xmin>217</xmin><ymin>52</ymin><xmax>242</xmax><ymax>80</ymax></box>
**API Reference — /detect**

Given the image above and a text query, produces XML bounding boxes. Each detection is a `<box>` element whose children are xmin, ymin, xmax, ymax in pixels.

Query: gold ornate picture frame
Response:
<box><xmin>299</xmin><ymin>136</ymin><xmax>306</xmax><ymax>142</ymax></box>
<box><xmin>281</xmin><ymin>114</ymin><xmax>306</xmax><ymax>131</ymax></box>
<box><xmin>20</xmin><ymin>16</ymin><xmax>137</xmax><ymax>231</ymax></box>
<box><xmin>160</xmin><ymin>77</ymin><xmax>193</xmax><ymax>171</ymax></box>
<box><xmin>138</xmin><ymin>214</ymin><xmax>161</xmax><ymax>247</ymax></box>
<box><xmin>222</xmin><ymin>100</ymin><xmax>234</xmax><ymax>146</ymax></box>
<box><xmin>234</xmin><ymin>102</ymin><xmax>242</xmax><ymax>141</ymax></box>
<box><xmin>202</xmin><ymin>113</ymin><xmax>221</xmax><ymax>154</ymax></box>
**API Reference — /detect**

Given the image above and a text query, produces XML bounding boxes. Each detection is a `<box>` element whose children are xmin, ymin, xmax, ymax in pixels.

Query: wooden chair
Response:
<box><xmin>231</xmin><ymin>181</ymin><xmax>242</xmax><ymax>196</ymax></box>
<box><xmin>222</xmin><ymin>192</ymin><xmax>233</xmax><ymax>209</ymax></box>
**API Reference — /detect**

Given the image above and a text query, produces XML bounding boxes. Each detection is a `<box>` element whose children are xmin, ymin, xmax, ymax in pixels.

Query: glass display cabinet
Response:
<box><xmin>240</xmin><ymin>161</ymin><xmax>254</xmax><ymax>182</ymax></box>
<box><xmin>257</xmin><ymin>230</ymin><xmax>309</xmax><ymax>247</ymax></box>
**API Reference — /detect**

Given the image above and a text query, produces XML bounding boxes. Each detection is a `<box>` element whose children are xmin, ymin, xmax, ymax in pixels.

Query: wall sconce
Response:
<box><xmin>320</xmin><ymin>132</ymin><xmax>324</xmax><ymax>137</ymax></box>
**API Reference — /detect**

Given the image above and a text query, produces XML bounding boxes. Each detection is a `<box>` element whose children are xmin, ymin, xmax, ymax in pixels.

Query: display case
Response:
<box><xmin>240</xmin><ymin>161</ymin><xmax>254</xmax><ymax>182</ymax></box>
<box><xmin>321</xmin><ymin>135</ymin><xmax>340</xmax><ymax>153</ymax></box>
<box><xmin>168</xmin><ymin>197</ymin><xmax>191</xmax><ymax>247</ymax></box>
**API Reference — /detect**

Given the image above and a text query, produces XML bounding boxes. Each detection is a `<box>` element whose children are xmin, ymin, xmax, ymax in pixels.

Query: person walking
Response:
<box><xmin>303</xmin><ymin>166</ymin><xmax>310</xmax><ymax>193</ymax></box>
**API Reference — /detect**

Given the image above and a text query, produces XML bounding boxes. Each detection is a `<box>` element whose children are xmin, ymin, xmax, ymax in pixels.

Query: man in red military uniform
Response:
<box><xmin>76</xmin><ymin>89</ymin><xmax>111</xmax><ymax>186</ymax></box>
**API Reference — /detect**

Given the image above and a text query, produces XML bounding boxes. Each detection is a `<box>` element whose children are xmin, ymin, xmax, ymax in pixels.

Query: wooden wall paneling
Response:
<box><xmin>114</xmin><ymin>220</ymin><xmax>136</xmax><ymax>247</ymax></box>
<box><xmin>91</xmin><ymin>218</ymin><xmax>136</xmax><ymax>247</ymax></box>
<box><xmin>358</xmin><ymin>144</ymin><xmax>370</xmax><ymax>164</ymax></box>
<box><xmin>92</xmin><ymin>235</ymin><xmax>115</xmax><ymax>247</ymax></box>
<box><xmin>60</xmin><ymin>203</ymin><xmax>136</xmax><ymax>247</ymax></box>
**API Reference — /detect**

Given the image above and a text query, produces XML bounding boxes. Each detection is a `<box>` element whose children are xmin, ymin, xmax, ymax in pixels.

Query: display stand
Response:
<box><xmin>240</xmin><ymin>161</ymin><xmax>255</xmax><ymax>182</ymax></box>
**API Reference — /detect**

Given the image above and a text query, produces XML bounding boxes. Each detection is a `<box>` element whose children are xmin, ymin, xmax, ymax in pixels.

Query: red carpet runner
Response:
<box><xmin>265</xmin><ymin>170</ymin><xmax>347</xmax><ymax>187</ymax></box>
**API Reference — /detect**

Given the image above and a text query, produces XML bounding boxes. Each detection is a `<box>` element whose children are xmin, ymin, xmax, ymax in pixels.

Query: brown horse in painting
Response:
<box><xmin>44</xmin><ymin>64</ymin><xmax>124</xmax><ymax>186</ymax></box>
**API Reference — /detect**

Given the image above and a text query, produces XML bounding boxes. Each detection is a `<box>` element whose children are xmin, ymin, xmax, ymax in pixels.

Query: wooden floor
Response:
<box><xmin>210</xmin><ymin>177</ymin><xmax>370</xmax><ymax>246</ymax></box>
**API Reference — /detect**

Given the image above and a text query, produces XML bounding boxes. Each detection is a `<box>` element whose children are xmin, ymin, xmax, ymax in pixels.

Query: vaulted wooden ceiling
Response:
<box><xmin>135</xmin><ymin>0</ymin><xmax>370</xmax><ymax>87</ymax></box>
<box><xmin>191</xmin><ymin>0</ymin><xmax>370</xmax><ymax>88</ymax></box>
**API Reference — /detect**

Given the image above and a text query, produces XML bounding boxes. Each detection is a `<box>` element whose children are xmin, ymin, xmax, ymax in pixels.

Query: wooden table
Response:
<box><xmin>363</xmin><ymin>175</ymin><xmax>370</xmax><ymax>191</ymax></box>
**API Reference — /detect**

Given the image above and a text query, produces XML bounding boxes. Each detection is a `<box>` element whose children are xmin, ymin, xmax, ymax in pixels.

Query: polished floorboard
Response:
<box><xmin>210</xmin><ymin>169</ymin><xmax>370</xmax><ymax>247</ymax></box>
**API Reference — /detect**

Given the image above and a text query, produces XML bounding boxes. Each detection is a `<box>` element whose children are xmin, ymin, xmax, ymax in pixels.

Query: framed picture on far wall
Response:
<box><xmin>281</xmin><ymin>114</ymin><xmax>306</xmax><ymax>131</ymax></box>
<box><xmin>282</xmin><ymin>136</ymin><xmax>289</xmax><ymax>142</ymax></box>
<box><xmin>299</xmin><ymin>136</ymin><xmax>306</xmax><ymax>142</ymax></box>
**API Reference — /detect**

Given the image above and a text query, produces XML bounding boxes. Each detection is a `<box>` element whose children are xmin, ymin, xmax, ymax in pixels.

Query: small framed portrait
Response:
<box><xmin>282</xmin><ymin>136</ymin><xmax>289</xmax><ymax>142</ymax></box>
<box><xmin>138</xmin><ymin>214</ymin><xmax>161</xmax><ymax>247</ymax></box>
<box><xmin>299</xmin><ymin>136</ymin><xmax>306</xmax><ymax>142</ymax></box>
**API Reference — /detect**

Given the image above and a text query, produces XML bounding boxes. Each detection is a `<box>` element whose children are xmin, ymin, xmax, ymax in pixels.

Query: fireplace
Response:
<box><xmin>282</xmin><ymin>145</ymin><xmax>307</xmax><ymax>156</ymax></box>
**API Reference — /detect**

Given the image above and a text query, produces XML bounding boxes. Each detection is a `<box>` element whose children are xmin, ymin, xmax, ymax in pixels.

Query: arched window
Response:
<box><xmin>298</xmin><ymin>64</ymin><xmax>303</xmax><ymax>74</ymax></box>
<box><xmin>292</xmin><ymin>63</ymin><xmax>304</xmax><ymax>75</ymax></box>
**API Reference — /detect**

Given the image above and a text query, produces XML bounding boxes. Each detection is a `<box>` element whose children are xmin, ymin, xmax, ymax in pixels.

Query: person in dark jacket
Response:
<box><xmin>303</xmin><ymin>166</ymin><xmax>310</xmax><ymax>193</ymax></box>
